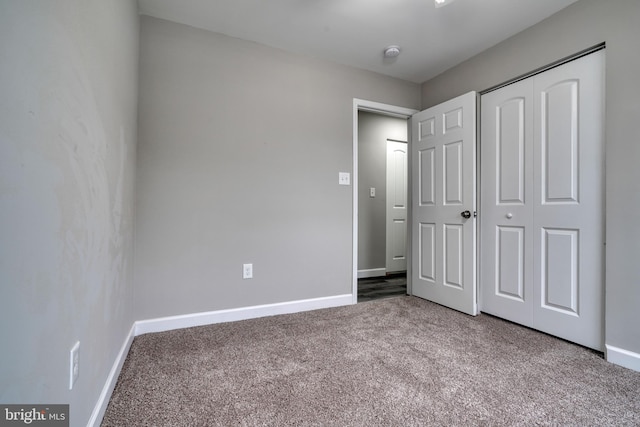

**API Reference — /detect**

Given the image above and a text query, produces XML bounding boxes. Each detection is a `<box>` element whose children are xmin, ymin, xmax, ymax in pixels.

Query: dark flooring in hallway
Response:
<box><xmin>357</xmin><ymin>273</ymin><xmax>407</xmax><ymax>302</ymax></box>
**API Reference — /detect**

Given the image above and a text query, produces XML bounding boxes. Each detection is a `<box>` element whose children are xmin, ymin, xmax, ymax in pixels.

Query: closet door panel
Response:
<box><xmin>480</xmin><ymin>79</ymin><xmax>534</xmax><ymax>326</ymax></box>
<box><xmin>532</xmin><ymin>51</ymin><xmax>605</xmax><ymax>351</ymax></box>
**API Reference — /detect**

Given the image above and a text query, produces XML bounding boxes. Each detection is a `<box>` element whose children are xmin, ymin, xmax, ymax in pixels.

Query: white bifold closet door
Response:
<box><xmin>480</xmin><ymin>50</ymin><xmax>605</xmax><ymax>351</ymax></box>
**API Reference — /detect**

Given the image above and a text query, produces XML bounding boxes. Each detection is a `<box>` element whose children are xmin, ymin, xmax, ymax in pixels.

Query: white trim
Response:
<box><xmin>355</xmin><ymin>99</ymin><xmax>418</xmax><ymax>118</ymax></box>
<box><xmin>134</xmin><ymin>294</ymin><xmax>353</xmax><ymax>336</ymax></box>
<box><xmin>605</xmin><ymin>344</ymin><xmax>640</xmax><ymax>372</ymax></box>
<box><xmin>358</xmin><ymin>268</ymin><xmax>386</xmax><ymax>279</ymax></box>
<box><xmin>87</xmin><ymin>324</ymin><xmax>136</xmax><ymax>427</ymax></box>
<box><xmin>353</xmin><ymin>99</ymin><xmax>418</xmax><ymax>304</ymax></box>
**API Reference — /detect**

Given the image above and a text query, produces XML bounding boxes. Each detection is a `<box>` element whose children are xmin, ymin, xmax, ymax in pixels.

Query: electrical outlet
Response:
<box><xmin>243</xmin><ymin>263</ymin><xmax>253</xmax><ymax>279</ymax></box>
<box><xmin>69</xmin><ymin>341</ymin><xmax>79</xmax><ymax>390</ymax></box>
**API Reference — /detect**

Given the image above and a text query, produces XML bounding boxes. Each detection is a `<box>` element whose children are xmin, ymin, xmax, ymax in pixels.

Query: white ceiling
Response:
<box><xmin>137</xmin><ymin>0</ymin><xmax>578</xmax><ymax>84</ymax></box>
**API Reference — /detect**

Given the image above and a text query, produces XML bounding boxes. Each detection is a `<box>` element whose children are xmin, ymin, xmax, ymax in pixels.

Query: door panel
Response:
<box><xmin>541</xmin><ymin>228</ymin><xmax>579</xmax><ymax>314</ymax></box>
<box><xmin>444</xmin><ymin>141</ymin><xmax>463</xmax><ymax>205</ymax></box>
<box><xmin>532</xmin><ymin>51</ymin><xmax>604</xmax><ymax>350</ymax></box>
<box><xmin>419</xmin><ymin>148</ymin><xmax>435</xmax><ymax>205</ymax></box>
<box><xmin>497</xmin><ymin>97</ymin><xmax>526</xmax><ymax>204</ymax></box>
<box><xmin>444</xmin><ymin>107</ymin><xmax>463</xmax><ymax>131</ymax></box>
<box><xmin>444</xmin><ymin>224</ymin><xmax>463</xmax><ymax>288</ymax></box>
<box><xmin>541</xmin><ymin>80</ymin><xmax>579</xmax><ymax>203</ymax></box>
<box><xmin>481</xmin><ymin>79</ymin><xmax>534</xmax><ymax>327</ymax></box>
<box><xmin>419</xmin><ymin>223</ymin><xmax>436</xmax><ymax>282</ymax></box>
<box><xmin>496</xmin><ymin>226</ymin><xmax>525</xmax><ymax>301</ymax></box>
<box><xmin>386</xmin><ymin>141</ymin><xmax>408</xmax><ymax>273</ymax></box>
<box><xmin>481</xmin><ymin>50</ymin><xmax>604</xmax><ymax>350</ymax></box>
<box><xmin>411</xmin><ymin>91</ymin><xmax>477</xmax><ymax>316</ymax></box>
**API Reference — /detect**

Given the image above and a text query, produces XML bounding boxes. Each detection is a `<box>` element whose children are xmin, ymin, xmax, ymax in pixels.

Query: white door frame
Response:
<box><xmin>352</xmin><ymin>99</ymin><xmax>418</xmax><ymax>304</ymax></box>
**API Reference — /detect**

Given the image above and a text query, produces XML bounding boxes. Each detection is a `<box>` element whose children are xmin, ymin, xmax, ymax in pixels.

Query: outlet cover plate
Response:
<box><xmin>243</xmin><ymin>263</ymin><xmax>253</xmax><ymax>279</ymax></box>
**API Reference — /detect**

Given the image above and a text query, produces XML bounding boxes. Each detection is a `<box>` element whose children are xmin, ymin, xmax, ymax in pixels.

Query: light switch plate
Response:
<box><xmin>370</xmin><ymin>187</ymin><xmax>376</xmax><ymax>197</ymax></box>
<box><xmin>339</xmin><ymin>172</ymin><xmax>350</xmax><ymax>186</ymax></box>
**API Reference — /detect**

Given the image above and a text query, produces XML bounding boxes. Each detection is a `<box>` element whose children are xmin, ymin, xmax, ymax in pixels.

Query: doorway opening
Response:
<box><xmin>352</xmin><ymin>99</ymin><xmax>418</xmax><ymax>303</ymax></box>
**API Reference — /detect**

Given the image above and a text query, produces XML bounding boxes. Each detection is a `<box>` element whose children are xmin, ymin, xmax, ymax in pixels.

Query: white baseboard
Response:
<box><xmin>357</xmin><ymin>268</ymin><xmax>386</xmax><ymax>279</ymax></box>
<box><xmin>605</xmin><ymin>344</ymin><xmax>640</xmax><ymax>372</ymax></box>
<box><xmin>87</xmin><ymin>323</ymin><xmax>136</xmax><ymax>427</ymax></box>
<box><xmin>134</xmin><ymin>294</ymin><xmax>354</xmax><ymax>336</ymax></box>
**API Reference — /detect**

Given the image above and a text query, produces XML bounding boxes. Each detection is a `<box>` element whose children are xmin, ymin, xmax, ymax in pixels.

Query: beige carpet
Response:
<box><xmin>102</xmin><ymin>296</ymin><xmax>640</xmax><ymax>426</ymax></box>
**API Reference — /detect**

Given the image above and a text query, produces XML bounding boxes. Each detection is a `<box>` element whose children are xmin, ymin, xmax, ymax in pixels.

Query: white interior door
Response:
<box><xmin>480</xmin><ymin>50</ymin><xmax>604</xmax><ymax>350</ymax></box>
<box><xmin>411</xmin><ymin>91</ymin><xmax>477</xmax><ymax>316</ymax></box>
<box><xmin>480</xmin><ymin>79</ymin><xmax>534</xmax><ymax>326</ymax></box>
<box><xmin>386</xmin><ymin>140</ymin><xmax>408</xmax><ymax>273</ymax></box>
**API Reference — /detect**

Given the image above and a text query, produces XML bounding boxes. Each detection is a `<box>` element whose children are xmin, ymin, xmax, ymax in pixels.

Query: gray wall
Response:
<box><xmin>0</xmin><ymin>1</ymin><xmax>139</xmax><ymax>426</ymax></box>
<box><xmin>135</xmin><ymin>16</ymin><xmax>420</xmax><ymax>320</ymax></box>
<box><xmin>421</xmin><ymin>0</ymin><xmax>640</xmax><ymax>355</ymax></box>
<box><xmin>357</xmin><ymin>112</ymin><xmax>407</xmax><ymax>272</ymax></box>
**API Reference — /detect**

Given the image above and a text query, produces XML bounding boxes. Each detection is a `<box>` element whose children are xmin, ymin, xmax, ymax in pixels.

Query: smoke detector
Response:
<box><xmin>383</xmin><ymin>45</ymin><xmax>401</xmax><ymax>58</ymax></box>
